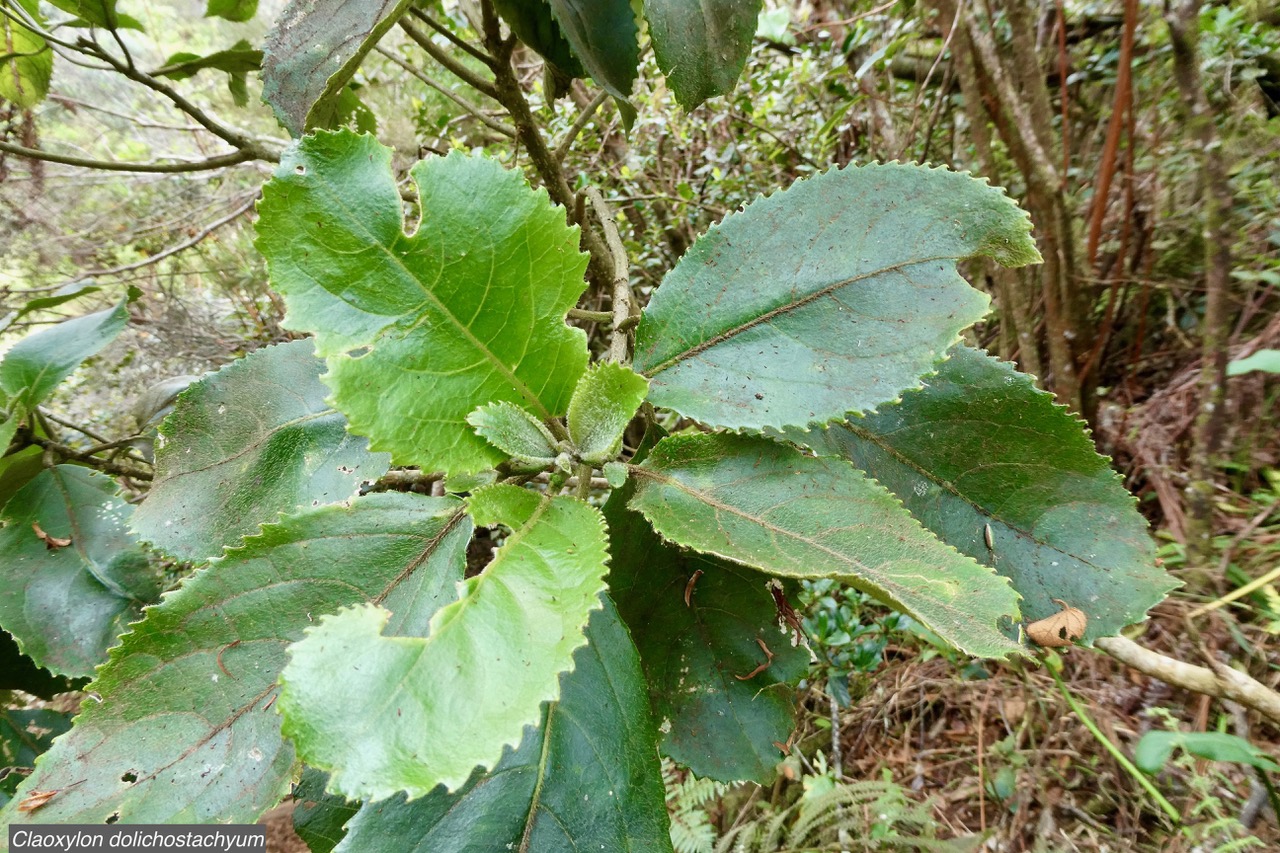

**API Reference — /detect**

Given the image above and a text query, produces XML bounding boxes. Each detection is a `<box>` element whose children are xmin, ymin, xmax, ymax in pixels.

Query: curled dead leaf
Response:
<box><xmin>17</xmin><ymin>789</ymin><xmax>59</xmax><ymax>813</ymax></box>
<box><xmin>1026</xmin><ymin>598</ymin><xmax>1088</xmax><ymax>647</ymax></box>
<box><xmin>32</xmin><ymin>522</ymin><xmax>71</xmax><ymax>549</ymax></box>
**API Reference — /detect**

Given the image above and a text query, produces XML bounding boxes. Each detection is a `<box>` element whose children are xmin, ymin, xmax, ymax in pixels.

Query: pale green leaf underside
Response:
<box><xmin>0</xmin><ymin>466</ymin><xmax>157</xmax><ymax>677</ymax></box>
<box><xmin>132</xmin><ymin>340</ymin><xmax>390</xmax><ymax>562</ymax></box>
<box><xmin>632</xmin><ymin>163</ymin><xmax>1040</xmax><ymax>430</ymax></box>
<box><xmin>629</xmin><ymin>433</ymin><xmax>1023</xmax><ymax>658</ymax></box>
<box><xmin>0</xmin><ymin>493</ymin><xmax>469</xmax><ymax>827</ymax></box>
<box><xmin>567</xmin><ymin>362</ymin><xmax>648</xmax><ymax>462</ymax></box>
<box><xmin>468</xmin><ymin>401</ymin><xmax>558</xmax><ymax>466</ymax></box>
<box><xmin>256</xmin><ymin>132</ymin><xmax>590</xmax><ymax>476</ymax></box>
<box><xmin>789</xmin><ymin>346</ymin><xmax>1176</xmax><ymax>642</ymax></box>
<box><xmin>643</xmin><ymin>0</ymin><xmax>762</xmax><ymax>110</ymax></box>
<box><xmin>0</xmin><ymin>300</ymin><xmax>128</xmax><ymax>421</ymax></box>
<box><xmin>279</xmin><ymin>485</ymin><xmax>609</xmax><ymax>800</ymax></box>
<box><xmin>336</xmin><ymin>597</ymin><xmax>672</xmax><ymax>853</ymax></box>
<box><xmin>260</xmin><ymin>0</ymin><xmax>411</xmax><ymax>135</ymax></box>
<box><xmin>0</xmin><ymin>0</ymin><xmax>53</xmax><ymax>108</ymax></box>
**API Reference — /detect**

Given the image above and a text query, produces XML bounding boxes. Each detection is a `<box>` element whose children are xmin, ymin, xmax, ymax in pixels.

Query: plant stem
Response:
<box><xmin>0</xmin><ymin>141</ymin><xmax>258</xmax><ymax>173</ymax></box>
<box><xmin>1049</xmin><ymin>659</ymin><xmax>1181</xmax><ymax>823</ymax></box>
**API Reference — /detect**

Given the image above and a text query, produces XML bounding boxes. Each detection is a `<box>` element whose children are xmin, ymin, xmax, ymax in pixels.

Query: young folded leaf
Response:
<box><xmin>567</xmin><ymin>362</ymin><xmax>648</xmax><ymax>464</ymax></box>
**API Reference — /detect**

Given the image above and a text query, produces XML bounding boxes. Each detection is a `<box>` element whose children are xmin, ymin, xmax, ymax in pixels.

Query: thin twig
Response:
<box><xmin>19</xmin><ymin>432</ymin><xmax>152</xmax><ymax>481</ymax></box>
<box><xmin>375</xmin><ymin>46</ymin><xmax>513</xmax><ymax>137</ymax></box>
<box><xmin>408</xmin><ymin>8</ymin><xmax>496</xmax><ymax>67</ymax></box>
<box><xmin>71</xmin><ymin>195</ymin><xmax>257</xmax><ymax>282</ymax></box>
<box><xmin>554</xmin><ymin>89</ymin><xmax>609</xmax><ymax>162</ymax></box>
<box><xmin>399</xmin><ymin>19</ymin><xmax>499</xmax><ymax>100</ymax></box>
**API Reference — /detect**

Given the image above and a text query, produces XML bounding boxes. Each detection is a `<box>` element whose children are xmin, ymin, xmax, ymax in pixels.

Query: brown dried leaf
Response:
<box><xmin>17</xmin><ymin>789</ymin><xmax>59</xmax><ymax>813</ymax></box>
<box><xmin>32</xmin><ymin>521</ymin><xmax>71</xmax><ymax>549</ymax></box>
<box><xmin>1027</xmin><ymin>598</ymin><xmax>1088</xmax><ymax>647</ymax></box>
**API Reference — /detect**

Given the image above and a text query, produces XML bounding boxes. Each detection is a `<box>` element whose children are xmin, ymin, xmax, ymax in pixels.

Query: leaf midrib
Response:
<box><xmin>308</xmin><ymin>166</ymin><xmax>556</xmax><ymax>421</ymax></box>
<box><xmin>640</xmin><ymin>255</ymin><xmax>953</xmax><ymax>377</ymax></box>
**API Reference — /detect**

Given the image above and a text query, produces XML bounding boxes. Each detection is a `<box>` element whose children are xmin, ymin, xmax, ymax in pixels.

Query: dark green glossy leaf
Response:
<box><xmin>279</xmin><ymin>485</ymin><xmax>609</xmax><ymax>801</ymax></box>
<box><xmin>0</xmin><ymin>493</ymin><xmax>470</xmax><ymax>826</ymax></box>
<box><xmin>1</xmin><ymin>708</ymin><xmax>71</xmax><ymax>769</ymax></box>
<box><xmin>336</xmin><ymin>597</ymin><xmax>672</xmax><ymax>853</ymax></box>
<box><xmin>292</xmin><ymin>768</ymin><xmax>358</xmax><ymax>853</ymax></box>
<box><xmin>256</xmin><ymin>133</ymin><xmax>590</xmax><ymax>477</ymax></box>
<box><xmin>0</xmin><ymin>1</ymin><xmax>52</xmax><ymax>109</ymax></box>
<box><xmin>492</xmin><ymin>0</ymin><xmax>585</xmax><ymax>80</ymax></box>
<box><xmin>606</xmin><ymin>477</ymin><xmax>806</xmax><ymax>783</ymax></box>
<box><xmin>643</xmin><ymin>0</ymin><xmax>763</xmax><ymax>109</ymax></box>
<box><xmin>132</xmin><ymin>340</ymin><xmax>390</xmax><ymax>562</ymax></box>
<box><xmin>789</xmin><ymin>346</ymin><xmax>1175</xmax><ymax>641</ymax></box>
<box><xmin>205</xmin><ymin>0</ymin><xmax>257</xmax><ymax>22</ymax></box>
<box><xmin>546</xmin><ymin>0</ymin><xmax>638</xmax><ymax>101</ymax></box>
<box><xmin>632</xmin><ymin>164</ymin><xmax>1039</xmax><ymax>430</ymax></box>
<box><xmin>45</xmin><ymin>1</ymin><xmax>138</xmax><ymax>29</ymax></box>
<box><xmin>630</xmin><ymin>433</ymin><xmax>1023</xmax><ymax>658</ymax></box>
<box><xmin>261</xmin><ymin>0</ymin><xmax>411</xmax><ymax>135</ymax></box>
<box><xmin>0</xmin><ymin>466</ymin><xmax>158</xmax><ymax>677</ymax></box>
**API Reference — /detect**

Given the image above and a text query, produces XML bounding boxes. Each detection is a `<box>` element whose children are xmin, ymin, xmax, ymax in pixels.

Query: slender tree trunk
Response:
<box><xmin>1166</xmin><ymin>0</ymin><xmax>1234</xmax><ymax>573</ymax></box>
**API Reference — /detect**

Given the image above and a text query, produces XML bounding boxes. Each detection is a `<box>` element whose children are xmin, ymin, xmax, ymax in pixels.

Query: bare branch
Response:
<box><xmin>1096</xmin><ymin>635</ymin><xmax>1280</xmax><ymax>726</ymax></box>
<box><xmin>0</xmin><ymin>140</ymin><xmax>259</xmax><ymax>173</ymax></box>
<box><xmin>584</xmin><ymin>187</ymin><xmax>635</xmax><ymax>363</ymax></box>
<box><xmin>408</xmin><ymin>7</ymin><xmax>496</xmax><ymax>68</ymax></box>
<box><xmin>375</xmin><ymin>46</ymin><xmax>513</xmax><ymax>137</ymax></box>
<box><xmin>399</xmin><ymin>19</ymin><xmax>498</xmax><ymax>100</ymax></box>
<box><xmin>554</xmin><ymin>89</ymin><xmax>609</xmax><ymax>162</ymax></box>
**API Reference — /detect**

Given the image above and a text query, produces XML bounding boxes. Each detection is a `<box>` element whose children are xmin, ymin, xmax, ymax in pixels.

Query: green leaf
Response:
<box><xmin>467</xmin><ymin>402</ymin><xmax>558</xmax><ymax>468</ymax></box>
<box><xmin>629</xmin><ymin>433</ymin><xmax>1023</xmax><ymax>658</ymax></box>
<box><xmin>0</xmin><ymin>281</ymin><xmax>101</xmax><ymax>334</ymax></box>
<box><xmin>0</xmin><ymin>466</ymin><xmax>158</xmax><ymax>678</ymax></box>
<box><xmin>0</xmin><ymin>493</ymin><xmax>470</xmax><ymax>826</ymax></box>
<box><xmin>278</xmin><ymin>485</ymin><xmax>609</xmax><ymax>800</ymax></box>
<box><xmin>492</xmin><ymin>0</ymin><xmax>585</xmax><ymax>80</ymax></box>
<box><xmin>292</xmin><ymin>769</ymin><xmax>358</xmax><ymax>853</ymax></box>
<box><xmin>45</xmin><ymin>1</ymin><xmax>139</xmax><ymax>29</ymax></box>
<box><xmin>261</xmin><ymin>0</ymin><xmax>412</xmax><ymax>135</ymax></box>
<box><xmin>632</xmin><ymin>164</ymin><xmax>1040</xmax><ymax>430</ymax></box>
<box><xmin>1135</xmin><ymin>731</ymin><xmax>1280</xmax><ymax>776</ymax></box>
<box><xmin>0</xmin><ymin>300</ymin><xmax>127</xmax><ymax>428</ymax></box>
<box><xmin>606</xmin><ymin>477</ymin><xmax>806</xmax><ymax>782</ymax></box>
<box><xmin>205</xmin><ymin>0</ymin><xmax>257</xmax><ymax>22</ymax></box>
<box><xmin>335</xmin><ymin>597</ymin><xmax>672</xmax><ymax>853</ymax></box>
<box><xmin>643</xmin><ymin>0</ymin><xmax>763</xmax><ymax>109</ymax></box>
<box><xmin>545</xmin><ymin>0</ymin><xmax>638</xmax><ymax>102</ymax></box>
<box><xmin>256</xmin><ymin>133</ymin><xmax>590</xmax><ymax>476</ymax></box>
<box><xmin>0</xmin><ymin>0</ymin><xmax>52</xmax><ymax>108</ymax></box>
<box><xmin>1227</xmin><ymin>348</ymin><xmax>1280</xmax><ymax>376</ymax></box>
<box><xmin>788</xmin><ymin>346</ymin><xmax>1175</xmax><ymax>641</ymax></box>
<box><xmin>131</xmin><ymin>340</ymin><xmax>390</xmax><ymax>562</ymax></box>
<box><xmin>154</xmin><ymin>41</ymin><xmax>262</xmax><ymax>80</ymax></box>
<box><xmin>568</xmin><ymin>362</ymin><xmax>648</xmax><ymax>463</ymax></box>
